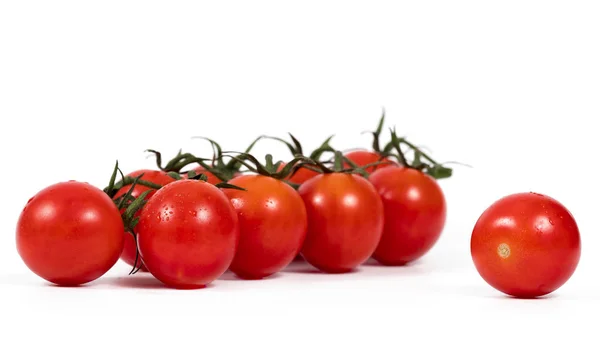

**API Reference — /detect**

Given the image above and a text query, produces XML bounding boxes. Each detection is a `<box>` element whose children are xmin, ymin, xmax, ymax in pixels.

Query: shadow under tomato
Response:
<box><xmin>219</xmin><ymin>271</ymin><xmax>283</xmax><ymax>281</ymax></box>
<box><xmin>105</xmin><ymin>274</ymin><xmax>215</xmax><ymax>290</ymax></box>
<box><xmin>282</xmin><ymin>262</ymin><xmax>361</xmax><ymax>275</ymax></box>
<box><xmin>290</xmin><ymin>255</ymin><xmax>306</xmax><ymax>263</ymax></box>
<box><xmin>359</xmin><ymin>257</ymin><xmax>448</xmax><ymax>279</ymax></box>
<box><xmin>361</xmin><ymin>257</ymin><xmax>395</xmax><ymax>267</ymax></box>
<box><xmin>45</xmin><ymin>282</ymin><xmax>90</xmax><ymax>288</ymax></box>
<box><xmin>362</xmin><ymin>257</ymin><xmax>425</xmax><ymax>267</ymax></box>
<box><xmin>498</xmin><ymin>293</ymin><xmax>557</xmax><ymax>300</ymax></box>
<box><xmin>455</xmin><ymin>284</ymin><xmax>558</xmax><ymax>300</ymax></box>
<box><xmin>106</xmin><ymin>274</ymin><xmax>165</xmax><ymax>289</ymax></box>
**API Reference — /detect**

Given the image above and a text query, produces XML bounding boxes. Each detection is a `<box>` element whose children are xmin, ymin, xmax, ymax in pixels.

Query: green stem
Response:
<box><xmin>399</xmin><ymin>139</ymin><xmax>439</xmax><ymax>165</ymax></box>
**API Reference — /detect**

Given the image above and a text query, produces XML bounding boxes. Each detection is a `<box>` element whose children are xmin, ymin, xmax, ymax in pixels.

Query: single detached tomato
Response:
<box><xmin>136</xmin><ymin>180</ymin><xmax>239</xmax><ymax>289</ymax></box>
<box><xmin>114</xmin><ymin>170</ymin><xmax>176</xmax><ymax>271</ymax></box>
<box><xmin>298</xmin><ymin>173</ymin><xmax>384</xmax><ymax>273</ymax></box>
<box><xmin>277</xmin><ymin>162</ymin><xmax>319</xmax><ymax>185</ymax></box>
<box><xmin>369</xmin><ymin>167</ymin><xmax>447</xmax><ymax>265</ymax></box>
<box><xmin>16</xmin><ymin>181</ymin><xmax>124</xmax><ymax>286</ymax></box>
<box><xmin>471</xmin><ymin>192</ymin><xmax>581</xmax><ymax>298</ymax></box>
<box><xmin>223</xmin><ymin>175</ymin><xmax>307</xmax><ymax>279</ymax></box>
<box><xmin>343</xmin><ymin>150</ymin><xmax>396</xmax><ymax>173</ymax></box>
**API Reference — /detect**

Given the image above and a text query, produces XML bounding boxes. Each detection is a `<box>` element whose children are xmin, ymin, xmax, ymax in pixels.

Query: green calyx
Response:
<box><xmin>294</xmin><ymin>151</ymin><xmax>384</xmax><ymax>178</ymax></box>
<box><xmin>146</xmin><ymin>149</ymin><xmax>222</xmax><ymax>179</ymax></box>
<box><xmin>103</xmin><ymin>161</ymin><xmax>155</xmax><ymax>275</ymax></box>
<box><xmin>191</xmin><ymin>135</ymin><xmax>264</xmax><ymax>180</ymax></box>
<box><xmin>147</xmin><ymin>136</ymin><xmax>262</xmax><ymax>183</ymax></box>
<box><xmin>261</xmin><ymin>133</ymin><xmax>336</xmax><ymax>163</ymax></box>
<box><xmin>358</xmin><ymin>108</ymin><xmax>462</xmax><ymax>180</ymax></box>
<box><xmin>385</xmin><ymin>129</ymin><xmax>454</xmax><ymax>180</ymax></box>
<box><xmin>222</xmin><ymin>151</ymin><xmax>305</xmax><ymax>182</ymax></box>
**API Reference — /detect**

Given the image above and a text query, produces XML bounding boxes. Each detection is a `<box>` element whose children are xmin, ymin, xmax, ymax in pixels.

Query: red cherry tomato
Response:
<box><xmin>114</xmin><ymin>170</ymin><xmax>175</xmax><ymax>271</ymax></box>
<box><xmin>223</xmin><ymin>175</ymin><xmax>307</xmax><ymax>279</ymax></box>
<box><xmin>16</xmin><ymin>181</ymin><xmax>124</xmax><ymax>286</ymax></box>
<box><xmin>277</xmin><ymin>162</ymin><xmax>319</xmax><ymax>185</ymax></box>
<box><xmin>136</xmin><ymin>180</ymin><xmax>239</xmax><ymax>289</ymax></box>
<box><xmin>298</xmin><ymin>173</ymin><xmax>384</xmax><ymax>273</ymax></box>
<box><xmin>471</xmin><ymin>192</ymin><xmax>581</xmax><ymax>298</ymax></box>
<box><xmin>343</xmin><ymin>150</ymin><xmax>396</xmax><ymax>173</ymax></box>
<box><xmin>368</xmin><ymin>167</ymin><xmax>447</xmax><ymax>265</ymax></box>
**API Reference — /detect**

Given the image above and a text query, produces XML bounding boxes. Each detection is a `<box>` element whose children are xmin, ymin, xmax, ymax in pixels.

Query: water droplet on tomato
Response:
<box><xmin>156</xmin><ymin>215</ymin><xmax>161</xmax><ymax>222</ymax></box>
<box><xmin>165</xmin><ymin>217</ymin><xmax>170</xmax><ymax>221</ymax></box>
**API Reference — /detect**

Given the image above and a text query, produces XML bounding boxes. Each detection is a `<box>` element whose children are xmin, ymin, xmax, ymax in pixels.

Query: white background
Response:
<box><xmin>1</xmin><ymin>1</ymin><xmax>599</xmax><ymax>347</ymax></box>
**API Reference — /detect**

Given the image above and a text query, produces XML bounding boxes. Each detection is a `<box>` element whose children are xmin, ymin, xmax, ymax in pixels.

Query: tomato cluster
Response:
<box><xmin>15</xmin><ymin>113</ymin><xmax>581</xmax><ymax>298</ymax></box>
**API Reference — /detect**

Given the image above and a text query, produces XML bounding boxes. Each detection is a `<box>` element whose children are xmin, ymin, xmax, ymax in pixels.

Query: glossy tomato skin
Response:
<box><xmin>136</xmin><ymin>180</ymin><xmax>239</xmax><ymax>289</ymax></box>
<box><xmin>16</xmin><ymin>181</ymin><xmax>124</xmax><ymax>286</ymax></box>
<box><xmin>114</xmin><ymin>170</ymin><xmax>176</xmax><ymax>271</ymax></box>
<box><xmin>471</xmin><ymin>192</ymin><xmax>581</xmax><ymax>298</ymax></box>
<box><xmin>223</xmin><ymin>175</ymin><xmax>307</xmax><ymax>279</ymax></box>
<box><xmin>344</xmin><ymin>150</ymin><xmax>396</xmax><ymax>174</ymax></box>
<box><xmin>369</xmin><ymin>167</ymin><xmax>447</xmax><ymax>265</ymax></box>
<box><xmin>298</xmin><ymin>173</ymin><xmax>384</xmax><ymax>273</ymax></box>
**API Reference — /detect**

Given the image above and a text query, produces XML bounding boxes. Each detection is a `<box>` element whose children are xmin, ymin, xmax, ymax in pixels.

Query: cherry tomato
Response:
<box><xmin>298</xmin><ymin>173</ymin><xmax>384</xmax><ymax>273</ymax></box>
<box><xmin>16</xmin><ymin>181</ymin><xmax>124</xmax><ymax>286</ymax></box>
<box><xmin>277</xmin><ymin>162</ymin><xmax>319</xmax><ymax>185</ymax></box>
<box><xmin>343</xmin><ymin>150</ymin><xmax>396</xmax><ymax>174</ymax></box>
<box><xmin>136</xmin><ymin>180</ymin><xmax>239</xmax><ymax>289</ymax></box>
<box><xmin>223</xmin><ymin>175</ymin><xmax>307</xmax><ymax>279</ymax></box>
<box><xmin>471</xmin><ymin>192</ymin><xmax>581</xmax><ymax>298</ymax></box>
<box><xmin>368</xmin><ymin>167</ymin><xmax>447</xmax><ymax>265</ymax></box>
<box><xmin>114</xmin><ymin>170</ymin><xmax>176</xmax><ymax>271</ymax></box>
